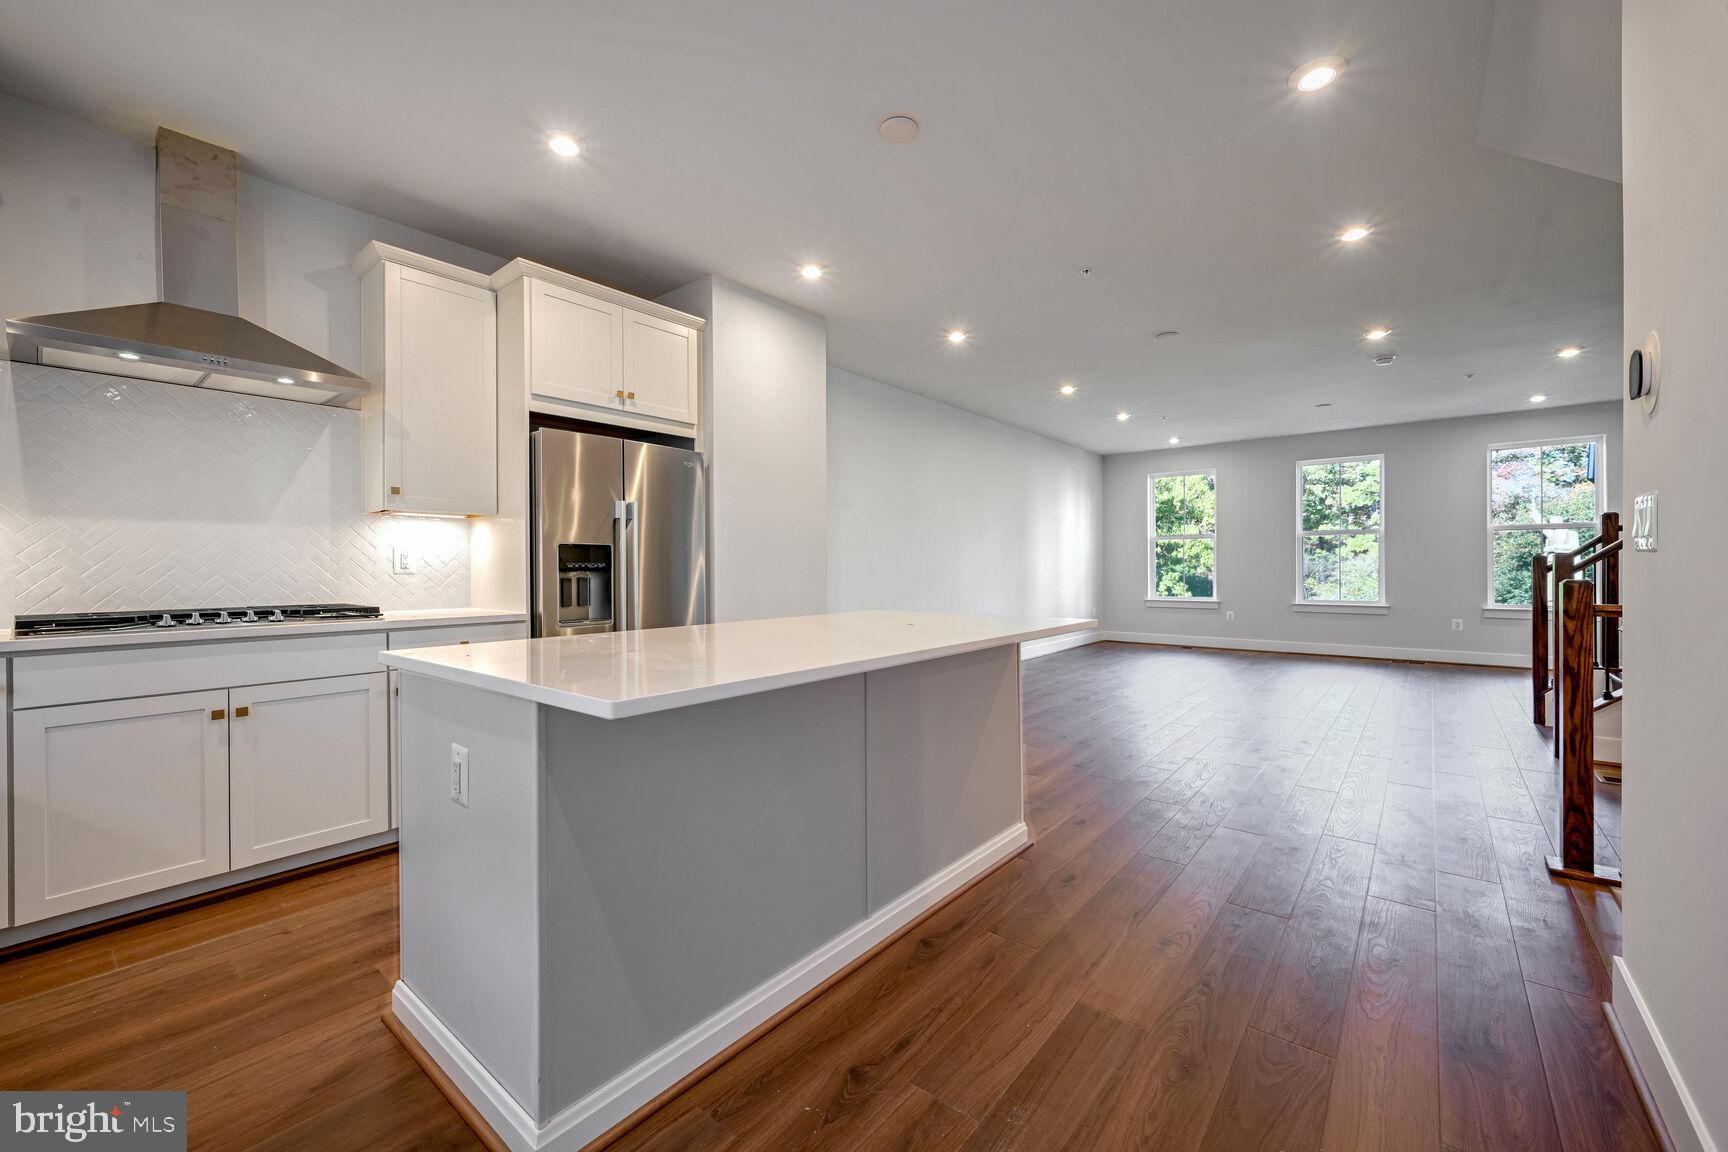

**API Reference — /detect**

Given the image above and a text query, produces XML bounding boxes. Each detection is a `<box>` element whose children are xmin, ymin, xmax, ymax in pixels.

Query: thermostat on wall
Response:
<box><xmin>1629</xmin><ymin>331</ymin><xmax>1660</xmax><ymax>415</ymax></box>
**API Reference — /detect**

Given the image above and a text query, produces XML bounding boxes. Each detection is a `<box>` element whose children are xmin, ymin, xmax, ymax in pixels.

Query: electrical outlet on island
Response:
<box><xmin>450</xmin><ymin>743</ymin><xmax>469</xmax><ymax>807</ymax></box>
<box><xmin>1450</xmin><ymin>618</ymin><xmax>1464</xmax><ymax>631</ymax></box>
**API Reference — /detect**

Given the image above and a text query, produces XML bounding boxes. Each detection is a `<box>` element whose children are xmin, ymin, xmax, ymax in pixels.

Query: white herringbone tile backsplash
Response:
<box><xmin>0</xmin><ymin>362</ymin><xmax>471</xmax><ymax>626</ymax></box>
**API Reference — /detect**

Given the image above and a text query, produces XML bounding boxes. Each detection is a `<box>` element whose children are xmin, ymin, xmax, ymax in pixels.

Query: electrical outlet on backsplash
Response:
<box><xmin>0</xmin><ymin>363</ymin><xmax>473</xmax><ymax>619</ymax></box>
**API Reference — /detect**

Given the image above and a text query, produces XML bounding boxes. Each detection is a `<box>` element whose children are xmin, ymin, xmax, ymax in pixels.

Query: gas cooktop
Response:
<box><xmin>13</xmin><ymin>603</ymin><xmax>384</xmax><ymax>637</ymax></box>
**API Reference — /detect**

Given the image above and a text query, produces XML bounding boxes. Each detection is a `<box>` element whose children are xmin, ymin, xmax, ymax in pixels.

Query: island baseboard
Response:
<box><xmin>389</xmin><ymin>821</ymin><xmax>1033</xmax><ymax>1152</ymax></box>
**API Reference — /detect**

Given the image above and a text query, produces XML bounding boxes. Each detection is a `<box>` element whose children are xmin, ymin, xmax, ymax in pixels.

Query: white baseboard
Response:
<box><xmin>1099</xmin><ymin>629</ymin><xmax>1529</xmax><ymax>669</ymax></box>
<box><xmin>393</xmin><ymin>822</ymin><xmax>1033</xmax><ymax>1152</ymax></box>
<box><xmin>1020</xmin><ymin>629</ymin><xmax>1101</xmax><ymax>660</ymax></box>
<box><xmin>1613</xmin><ymin>956</ymin><xmax>1718</xmax><ymax>1152</ymax></box>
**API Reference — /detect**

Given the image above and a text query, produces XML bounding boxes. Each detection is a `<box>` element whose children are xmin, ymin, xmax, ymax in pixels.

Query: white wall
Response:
<box><xmin>658</xmin><ymin>277</ymin><xmax>828</xmax><ymax>623</ymax></box>
<box><xmin>0</xmin><ymin>363</ymin><xmax>471</xmax><ymax>626</ymax></box>
<box><xmin>0</xmin><ymin>91</ymin><xmax>502</xmax><ymax>622</ymax></box>
<box><xmin>827</xmin><ymin>368</ymin><xmax>1101</xmax><ymax>626</ymax></box>
<box><xmin>1102</xmin><ymin>403</ymin><xmax>1622</xmax><ymax>665</ymax></box>
<box><xmin>1618</xmin><ymin>2</ymin><xmax>1728</xmax><ymax>1148</ymax></box>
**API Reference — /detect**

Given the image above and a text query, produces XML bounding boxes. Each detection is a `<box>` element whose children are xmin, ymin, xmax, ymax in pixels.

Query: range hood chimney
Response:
<box><xmin>4</xmin><ymin>128</ymin><xmax>369</xmax><ymax>407</ymax></box>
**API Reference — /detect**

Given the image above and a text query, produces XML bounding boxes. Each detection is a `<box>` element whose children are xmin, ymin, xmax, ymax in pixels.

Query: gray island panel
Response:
<box><xmin>538</xmin><ymin>675</ymin><xmax>867</xmax><ymax>1114</ymax></box>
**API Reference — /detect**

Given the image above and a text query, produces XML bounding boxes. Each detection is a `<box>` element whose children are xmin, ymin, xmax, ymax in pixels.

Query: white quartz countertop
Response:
<box><xmin>0</xmin><ymin>608</ymin><xmax>527</xmax><ymax>655</ymax></box>
<box><xmin>380</xmin><ymin>611</ymin><xmax>1096</xmax><ymax>719</ymax></box>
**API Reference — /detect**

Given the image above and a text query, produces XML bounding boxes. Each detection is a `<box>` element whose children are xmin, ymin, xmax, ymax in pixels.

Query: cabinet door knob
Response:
<box><xmin>210</xmin><ymin>708</ymin><xmax>226</xmax><ymax>721</ymax></box>
<box><xmin>615</xmin><ymin>389</ymin><xmax>626</xmax><ymax>399</ymax></box>
<box><xmin>626</xmin><ymin>391</ymin><xmax>636</xmax><ymax>400</ymax></box>
<box><xmin>234</xmin><ymin>706</ymin><xmax>251</xmax><ymax>718</ymax></box>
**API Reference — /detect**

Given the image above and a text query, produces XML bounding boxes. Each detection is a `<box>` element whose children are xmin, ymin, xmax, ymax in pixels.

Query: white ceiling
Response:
<box><xmin>0</xmin><ymin>0</ymin><xmax>1622</xmax><ymax>454</ymax></box>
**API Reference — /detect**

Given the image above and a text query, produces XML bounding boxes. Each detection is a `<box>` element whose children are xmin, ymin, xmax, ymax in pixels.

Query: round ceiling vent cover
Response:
<box><xmin>879</xmin><ymin>115</ymin><xmax>920</xmax><ymax>143</ymax></box>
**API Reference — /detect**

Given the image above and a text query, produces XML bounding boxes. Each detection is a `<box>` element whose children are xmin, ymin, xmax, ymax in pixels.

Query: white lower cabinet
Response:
<box><xmin>230</xmin><ymin>673</ymin><xmax>390</xmax><ymax>868</ymax></box>
<box><xmin>12</xmin><ymin>690</ymin><xmax>231</xmax><ymax>925</ymax></box>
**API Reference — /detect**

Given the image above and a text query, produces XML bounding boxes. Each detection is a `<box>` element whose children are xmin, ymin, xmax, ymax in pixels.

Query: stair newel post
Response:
<box><xmin>1550</xmin><ymin>549</ymin><xmax>1575</xmax><ymax>761</ymax></box>
<box><xmin>1547</xmin><ymin>578</ymin><xmax>1622</xmax><ymax>887</ymax></box>
<box><xmin>1531</xmin><ymin>552</ymin><xmax>1550</xmax><ymax>725</ymax></box>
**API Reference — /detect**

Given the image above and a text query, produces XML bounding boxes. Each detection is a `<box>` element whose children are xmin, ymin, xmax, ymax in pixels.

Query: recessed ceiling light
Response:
<box><xmin>1529</xmin><ymin>393</ymin><xmax>1548</xmax><ymax>403</ymax></box>
<box><xmin>1058</xmin><ymin>383</ymin><xmax>1077</xmax><ymax>396</ymax></box>
<box><xmin>116</xmin><ymin>351</ymin><xmax>141</xmax><ymax>360</ymax></box>
<box><xmin>1290</xmin><ymin>56</ymin><xmax>1348</xmax><ymax>92</ymax></box>
<box><xmin>547</xmin><ymin>133</ymin><xmax>583</xmax><ymax>158</ymax></box>
<box><xmin>1115</xmin><ymin>411</ymin><xmax>1131</xmax><ymax>423</ymax></box>
<box><xmin>1364</xmin><ymin>327</ymin><xmax>1390</xmax><ymax>341</ymax></box>
<box><xmin>946</xmin><ymin>329</ymin><xmax>968</xmax><ymax>344</ymax></box>
<box><xmin>1338</xmin><ymin>225</ymin><xmax>1373</xmax><ymax>243</ymax></box>
<box><xmin>1556</xmin><ymin>346</ymin><xmax>1583</xmax><ymax>359</ymax></box>
<box><xmin>1168</xmin><ymin>436</ymin><xmax>1181</xmax><ymax>445</ymax></box>
<box><xmin>799</xmin><ymin>263</ymin><xmax>824</xmax><ymax>281</ymax></box>
<box><xmin>1154</xmin><ymin>330</ymin><xmax>1180</xmax><ymax>340</ymax></box>
<box><xmin>879</xmin><ymin>115</ymin><xmax>920</xmax><ymax>144</ymax></box>
<box><xmin>1315</xmin><ymin>402</ymin><xmax>1333</xmax><ymax>407</ymax></box>
<box><xmin>276</xmin><ymin>376</ymin><xmax>294</xmax><ymax>385</ymax></box>
<box><xmin>1374</xmin><ymin>353</ymin><xmax>1396</xmax><ymax>366</ymax></box>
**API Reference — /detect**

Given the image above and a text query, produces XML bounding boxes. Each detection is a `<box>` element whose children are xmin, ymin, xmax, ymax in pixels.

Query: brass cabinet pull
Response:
<box><xmin>210</xmin><ymin>708</ymin><xmax>226</xmax><ymax>721</ymax></box>
<box><xmin>615</xmin><ymin>389</ymin><xmax>626</xmax><ymax>399</ymax></box>
<box><xmin>626</xmin><ymin>391</ymin><xmax>636</xmax><ymax>400</ymax></box>
<box><xmin>234</xmin><ymin>706</ymin><xmax>250</xmax><ymax>718</ymax></box>
<box><xmin>390</xmin><ymin>485</ymin><xmax>402</xmax><ymax>495</ymax></box>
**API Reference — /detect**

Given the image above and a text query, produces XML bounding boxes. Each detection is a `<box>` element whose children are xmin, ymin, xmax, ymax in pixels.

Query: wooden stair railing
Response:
<box><xmin>1546</xmin><ymin>577</ymin><xmax>1623</xmax><ymax>888</ymax></box>
<box><xmin>1532</xmin><ymin>511</ymin><xmax>1621</xmax><ymax>725</ymax></box>
<box><xmin>1532</xmin><ymin>552</ymin><xmax>1550</xmax><ymax>724</ymax></box>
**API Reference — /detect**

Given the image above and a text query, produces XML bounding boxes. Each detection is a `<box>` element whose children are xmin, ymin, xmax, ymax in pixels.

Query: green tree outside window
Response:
<box><xmin>1488</xmin><ymin>439</ymin><xmax>1602</xmax><ymax>605</ymax></box>
<box><xmin>1149</xmin><ymin>471</ymin><xmax>1217</xmax><ymax>598</ymax></box>
<box><xmin>1298</xmin><ymin>456</ymin><xmax>1383</xmax><ymax>602</ymax></box>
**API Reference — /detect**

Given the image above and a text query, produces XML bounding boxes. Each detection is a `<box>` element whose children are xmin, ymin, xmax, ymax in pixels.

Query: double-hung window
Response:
<box><xmin>1487</xmin><ymin>436</ymin><xmax>1606</xmax><ymax>606</ymax></box>
<box><xmin>1297</xmin><ymin>455</ymin><xmax>1384</xmax><ymax>604</ymax></box>
<box><xmin>1147</xmin><ymin>470</ymin><xmax>1217</xmax><ymax>600</ymax></box>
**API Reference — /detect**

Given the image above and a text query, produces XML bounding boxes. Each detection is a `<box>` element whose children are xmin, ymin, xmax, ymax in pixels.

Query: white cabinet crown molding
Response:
<box><xmin>352</xmin><ymin>241</ymin><xmax>495</xmax><ymax>289</ymax></box>
<box><xmin>490</xmin><ymin>258</ymin><xmax>707</xmax><ymax>330</ymax></box>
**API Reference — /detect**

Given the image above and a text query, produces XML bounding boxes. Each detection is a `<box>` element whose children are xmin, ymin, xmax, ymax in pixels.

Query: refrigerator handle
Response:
<box><xmin>614</xmin><ymin>499</ymin><xmax>639</xmax><ymax>630</ymax></box>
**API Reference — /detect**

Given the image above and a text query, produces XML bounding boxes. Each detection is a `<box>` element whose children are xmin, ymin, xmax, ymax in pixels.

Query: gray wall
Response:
<box><xmin>1620</xmin><ymin>0</ymin><xmax>1728</xmax><ymax>1143</ymax></box>
<box><xmin>827</xmin><ymin>367</ymin><xmax>1102</xmax><ymax>624</ymax></box>
<box><xmin>1103</xmin><ymin>402</ymin><xmax>1622</xmax><ymax>664</ymax></box>
<box><xmin>0</xmin><ymin>89</ymin><xmax>502</xmax><ymax>374</ymax></box>
<box><xmin>659</xmin><ymin>277</ymin><xmax>829</xmax><ymax>623</ymax></box>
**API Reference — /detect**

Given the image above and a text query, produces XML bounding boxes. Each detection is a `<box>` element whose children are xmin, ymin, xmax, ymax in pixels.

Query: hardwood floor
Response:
<box><xmin>0</xmin><ymin>642</ymin><xmax>1656</xmax><ymax>1152</ymax></box>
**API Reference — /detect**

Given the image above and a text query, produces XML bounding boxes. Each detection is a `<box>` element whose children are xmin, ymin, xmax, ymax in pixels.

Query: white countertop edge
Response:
<box><xmin>381</xmin><ymin>616</ymin><xmax>1097</xmax><ymax>720</ymax></box>
<box><xmin>0</xmin><ymin>608</ymin><xmax>528</xmax><ymax>655</ymax></box>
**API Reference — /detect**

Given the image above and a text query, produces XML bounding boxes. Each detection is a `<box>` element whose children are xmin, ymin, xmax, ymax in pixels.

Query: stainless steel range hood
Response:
<box><xmin>4</xmin><ymin>128</ymin><xmax>369</xmax><ymax>407</ymax></box>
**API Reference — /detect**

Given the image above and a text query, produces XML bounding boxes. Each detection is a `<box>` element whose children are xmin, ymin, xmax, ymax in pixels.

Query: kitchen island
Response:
<box><xmin>380</xmin><ymin>610</ymin><xmax>1093</xmax><ymax>1152</ymax></box>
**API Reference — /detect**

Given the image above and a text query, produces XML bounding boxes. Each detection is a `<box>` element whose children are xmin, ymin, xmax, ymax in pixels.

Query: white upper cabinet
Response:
<box><xmin>494</xmin><ymin>258</ymin><xmax>702</xmax><ymax>431</ymax></box>
<box><xmin>356</xmin><ymin>243</ymin><xmax>499</xmax><ymax>516</ymax></box>
<box><xmin>623</xmin><ymin>309</ymin><xmax>700</xmax><ymax>423</ymax></box>
<box><xmin>529</xmin><ymin>279</ymin><xmax>624</xmax><ymax>409</ymax></box>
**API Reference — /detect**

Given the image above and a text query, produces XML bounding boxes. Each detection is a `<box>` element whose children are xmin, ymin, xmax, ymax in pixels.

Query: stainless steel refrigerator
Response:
<box><xmin>530</xmin><ymin>429</ymin><xmax>708</xmax><ymax>636</ymax></box>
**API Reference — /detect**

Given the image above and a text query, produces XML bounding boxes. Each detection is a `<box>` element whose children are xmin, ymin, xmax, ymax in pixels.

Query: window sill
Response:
<box><xmin>1481</xmin><ymin>605</ymin><xmax>1533</xmax><ymax>620</ymax></box>
<box><xmin>1144</xmin><ymin>597</ymin><xmax>1221</xmax><ymax>609</ymax></box>
<box><xmin>1291</xmin><ymin>600</ymin><xmax>1390</xmax><ymax>615</ymax></box>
